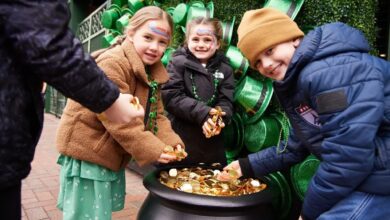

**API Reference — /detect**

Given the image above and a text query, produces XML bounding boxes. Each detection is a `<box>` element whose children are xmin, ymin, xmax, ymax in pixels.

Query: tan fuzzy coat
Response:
<box><xmin>56</xmin><ymin>39</ymin><xmax>184</xmax><ymax>171</ymax></box>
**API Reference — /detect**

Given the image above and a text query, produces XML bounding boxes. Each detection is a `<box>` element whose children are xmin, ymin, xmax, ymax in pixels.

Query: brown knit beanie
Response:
<box><xmin>237</xmin><ymin>8</ymin><xmax>304</xmax><ymax>68</ymax></box>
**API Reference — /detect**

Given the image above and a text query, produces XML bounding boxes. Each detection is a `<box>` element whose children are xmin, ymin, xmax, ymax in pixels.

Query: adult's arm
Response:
<box><xmin>0</xmin><ymin>0</ymin><xmax>119</xmax><ymax>113</ymax></box>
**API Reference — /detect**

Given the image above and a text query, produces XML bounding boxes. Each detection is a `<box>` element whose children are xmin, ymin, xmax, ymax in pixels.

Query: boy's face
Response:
<box><xmin>254</xmin><ymin>39</ymin><xmax>300</xmax><ymax>81</ymax></box>
<box><xmin>127</xmin><ymin>19</ymin><xmax>171</xmax><ymax>65</ymax></box>
<box><xmin>187</xmin><ymin>24</ymin><xmax>220</xmax><ymax>64</ymax></box>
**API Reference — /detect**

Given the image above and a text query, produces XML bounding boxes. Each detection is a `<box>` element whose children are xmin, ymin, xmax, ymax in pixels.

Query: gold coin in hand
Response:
<box><xmin>130</xmin><ymin>97</ymin><xmax>141</xmax><ymax>109</ymax></box>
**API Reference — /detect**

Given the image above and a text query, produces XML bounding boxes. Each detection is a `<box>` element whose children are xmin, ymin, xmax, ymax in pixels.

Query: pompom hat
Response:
<box><xmin>237</xmin><ymin>8</ymin><xmax>304</xmax><ymax>68</ymax></box>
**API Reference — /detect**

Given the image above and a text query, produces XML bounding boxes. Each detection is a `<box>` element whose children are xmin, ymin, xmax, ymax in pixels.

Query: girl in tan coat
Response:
<box><xmin>55</xmin><ymin>6</ymin><xmax>184</xmax><ymax>220</ymax></box>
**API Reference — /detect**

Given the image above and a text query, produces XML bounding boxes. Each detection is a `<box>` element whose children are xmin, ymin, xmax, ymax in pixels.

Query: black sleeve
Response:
<box><xmin>214</xmin><ymin>64</ymin><xmax>234</xmax><ymax>124</ymax></box>
<box><xmin>0</xmin><ymin>0</ymin><xmax>119</xmax><ymax>113</ymax></box>
<box><xmin>238</xmin><ymin>158</ymin><xmax>255</xmax><ymax>178</ymax></box>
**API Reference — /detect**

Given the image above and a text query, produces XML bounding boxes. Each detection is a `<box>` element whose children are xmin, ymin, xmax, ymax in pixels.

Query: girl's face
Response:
<box><xmin>254</xmin><ymin>39</ymin><xmax>300</xmax><ymax>81</ymax></box>
<box><xmin>187</xmin><ymin>24</ymin><xmax>220</xmax><ymax>64</ymax></box>
<box><xmin>127</xmin><ymin>19</ymin><xmax>171</xmax><ymax>65</ymax></box>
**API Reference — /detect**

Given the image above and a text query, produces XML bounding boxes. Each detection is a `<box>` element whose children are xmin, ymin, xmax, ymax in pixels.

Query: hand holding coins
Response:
<box><xmin>202</xmin><ymin>106</ymin><xmax>225</xmax><ymax>138</ymax></box>
<box><xmin>97</xmin><ymin>94</ymin><xmax>144</xmax><ymax>123</ymax></box>
<box><xmin>158</xmin><ymin>145</ymin><xmax>187</xmax><ymax>163</ymax></box>
<box><xmin>217</xmin><ymin>160</ymin><xmax>243</xmax><ymax>182</ymax></box>
<box><xmin>130</xmin><ymin>96</ymin><xmax>141</xmax><ymax>110</ymax></box>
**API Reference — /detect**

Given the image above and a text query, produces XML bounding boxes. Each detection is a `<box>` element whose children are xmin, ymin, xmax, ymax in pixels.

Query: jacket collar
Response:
<box><xmin>122</xmin><ymin>38</ymin><xmax>169</xmax><ymax>85</ymax></box>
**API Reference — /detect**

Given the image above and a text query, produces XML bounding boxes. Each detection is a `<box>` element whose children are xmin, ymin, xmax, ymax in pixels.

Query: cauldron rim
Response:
<box><xmin>143</xmin><ymin>165</ymin><xmax>276</xmax><ymax>209</ymax></box>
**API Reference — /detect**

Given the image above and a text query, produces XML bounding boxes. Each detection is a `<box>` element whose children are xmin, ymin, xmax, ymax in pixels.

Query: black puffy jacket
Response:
<box><xmin>162</xmin><ymin>47</ymin><xmax>234</xmax><ymax>165</ymax></box>
<box><xmin>0</xmin><ymin>0</ymin><xmax>119</xmax><ymax>189</ymax></box>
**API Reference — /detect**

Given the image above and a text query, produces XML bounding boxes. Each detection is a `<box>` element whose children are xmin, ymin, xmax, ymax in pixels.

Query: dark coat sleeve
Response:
<box><xmin>162</xmin><ymin>57</ymin><xmax>211</xmax><ymax>125</ymax></box>
<box><xmin>0</xmin><ymin>0</ymin><xmax>119</xmax><ymax>113</ymax></box>
<box><xmin>214</xmin><ymin>63</ymin><xmax>234</xmax><ymax>124</ymax></box>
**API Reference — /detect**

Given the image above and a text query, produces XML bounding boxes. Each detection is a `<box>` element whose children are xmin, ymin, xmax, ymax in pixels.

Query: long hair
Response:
<box><xmin>92</xmin><ymin>6</ymin><xmax>173</xmax><ymax>58</ymax></box>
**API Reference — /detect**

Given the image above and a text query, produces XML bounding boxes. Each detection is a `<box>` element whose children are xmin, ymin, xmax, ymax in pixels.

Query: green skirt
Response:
<box><xmin>57</xmin><ymin>155</ymin><xmax>126</xmax><ymax>220</ymax></box>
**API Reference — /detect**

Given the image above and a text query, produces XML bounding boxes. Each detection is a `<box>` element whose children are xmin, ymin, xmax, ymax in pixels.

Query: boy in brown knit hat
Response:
<box><xmin>218</xmin><ymin>7</ymin><xmax>390</xmax><ymax>220</ymax></box>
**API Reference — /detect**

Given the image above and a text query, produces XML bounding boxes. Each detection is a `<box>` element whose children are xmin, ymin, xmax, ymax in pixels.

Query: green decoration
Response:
<box><xmin>190</xmin><ymin>71</ymin><xmax>219</xmax><ymax>106</ymax></box>
<box><xmin>225</xmin><ymin>45</ymin><xmax>249</xmax><ymax>77</ymax></box>
<box><xmin>274</xmin><ymin>111</ymin><xmax>290</xmax><ymax>154</ymax></box>
<box><xmin>290</xmin><ymin>154</ymin><xmax>320</xmax><ymax>201</ymax></box>
<box><xmin>101</xmin><ymin>5</ymin><xmax>121</xmax><ymax>29</ymax></box>
<box><xmin>147</xmin><ymin>73</ymin><xmax>159</xmax><ymax>134</ymax></box>
<box><xmin>223</xmin><ymin>113</ymin><xmax>245</xmax><ymax>160</ymax></box>
<box><xmin>244</xmin><ymin>116</ymin><xmax>281</xmax><ymax>153</ymax></box>
<box><xmin>263</xmin><ymin>0</ymin><xmax>305</xmax><ymax>20</ymax></box>
<box><xmin>234</xmin><ymin>76</ymin><xmax>273</xmax><ymax>125</ymax></box>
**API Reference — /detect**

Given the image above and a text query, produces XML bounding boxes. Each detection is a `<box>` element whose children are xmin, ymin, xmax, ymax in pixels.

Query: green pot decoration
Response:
<box><xmin>172</xmin><ymin>3</ymin><xmax>189</xmax><ymax>26</ymax></box>
<box><xmin>234</xmin><ymin>76</ymin><xmax>274</xmax><ymax>124</ymax></box>
<box><xmin>225</xmin><ymin>46</ymin><xmax>249</xmax><ymax>76</ymax></box>
<box><xmin>190</xmin><ymin>0</ymin><xmax>205</xmax><ymax>8</ymax></box>
<box><xmin>180</xmin><ymin>26</ymin><xmax>186</xmax><ymax>34</ymax></box>
<box><xmin>290</xmin><ymin>154</ymin><xmax>320</xmax><ymax>201</ymax></box>
<box><xmin>220</xmin><ymin>16</ymin><xmax>235</xmax><ymax>46</ymax></box>
<box><xmin>128</xmin><ymin>0</ymin><xmax>145</xmax><ymax>13</ymax></box>
<box><xmin>153</xmin><ymin>0</ymin><xmax>162</xmax><ymax>7</ymax></box>
<box><xmin>112</xmin><ymin>0</ymin><xmax>127</xmax><ymax>7</ymax></box>
<box><xmin>223</xmin><ymin>113</ymin><xmax>245</xmax><ymax>160</ymax></box>
<box><xmin>101</xmin><ymin>4</ymin><xmax>121</xmax><ymax>29</ymax></box>
<box><xmin>206</xmin><ymin>1</ymin><xmax>214</xmax><ymax>18</ymax></box>
<box><xmin>263</xmin><ymin>0</ymin><xmax>305</xmax><ymax>20</ymax></box>
<box><xmin>116</xmin><ymin>8</ymin><xmax>134</xmax><ymax>33</ymax></box>
<box><xmin>244</xmin><ymin>116</ymin><xmax>281</xmax><ymax>153</ymax></box>
<box><xmin>165</xmin><ymin>7</ymin><xmax>175</xmax><ymax>16</ymax></box>
<box><xmin>186</xmin><ymin>5</ymin><xmax>213</xmax><ymax>24</ymax></box>
<box><xmin>102</xmin><ymin>30</ymin><xmax>120</xmax><ymax>48</ymax></box>
<box><xmin>161</xmin><ymin>47</ymin><xmax>175</xmax><ymax>67</ymax></box>
<box><xmin>264</xmin><ymin>172</ymin><xmax>292</xmax><ymax>220</ymax></box>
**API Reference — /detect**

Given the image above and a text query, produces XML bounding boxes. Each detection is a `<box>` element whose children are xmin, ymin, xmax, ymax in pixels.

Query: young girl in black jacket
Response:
<box><xmin>162</xmin><ymin>17</ymin><xmax>234</xmax><ymax>166</ymax></box>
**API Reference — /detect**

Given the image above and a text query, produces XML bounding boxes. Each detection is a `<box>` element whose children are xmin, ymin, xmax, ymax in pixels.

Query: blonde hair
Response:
<box><xmin>92</xmin><ymin>6</ymin><xmax>173</xmax><ymax>57</ymax></box>
<box><xmin>125</xmin><ymin>6</ymin><xmax>173</xmax><ymax>43</ymax></box>
<box><xmin>184</xmin><ymin>17</ymin><xmax>223</xmax><ymax>47</ymax></box>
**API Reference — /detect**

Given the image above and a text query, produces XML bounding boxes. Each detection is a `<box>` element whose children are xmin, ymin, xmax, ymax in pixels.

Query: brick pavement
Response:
<box><xmin>21</xmin><ymin>113</ymin><xmax>148</xmax><ymax>220</ymax></box>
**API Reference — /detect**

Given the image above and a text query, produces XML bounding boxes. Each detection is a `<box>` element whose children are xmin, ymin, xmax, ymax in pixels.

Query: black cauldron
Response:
<box><xmin>137</xmin><ymin>166</ymin><xmax>278</xmax><ymax>220</ymax></box>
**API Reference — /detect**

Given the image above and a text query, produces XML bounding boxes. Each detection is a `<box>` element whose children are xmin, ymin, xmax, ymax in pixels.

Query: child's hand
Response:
<box><xmin>216</xmin><ymin>160</ymin><xmax>243</xmax><ymax>182</ymax></box>
<box><xmin>202</xmin><ymin>118</ymin><xmax>216</xmax><ymax>138</ymax></box>
<box><xmin>209</xmin><ymin>108</ymin><xmax>226</xmax><ymax>116</ymax></box>
<box><xmin>202</xmin><ymin>107</ymin><xmax>226</xmax><ymax>138</ymax></box>
<box><xmin>159</xmin><ymin>145</ymin><xmax>188</xmax><ymax>163</ymax></box>
<box><xmin>173</xmin><ymin>144</ymin><xmax>187</xmax><ymax>161</ymax></box>
<box><xmin>157</xmin><ymin>152</ymin><xmax>177</xmax><ymax>164</ymax></box>
<box><xmin>100</xmin><ymin>93</ymin><xmax>144</xmax><ymax>123</ymax></box>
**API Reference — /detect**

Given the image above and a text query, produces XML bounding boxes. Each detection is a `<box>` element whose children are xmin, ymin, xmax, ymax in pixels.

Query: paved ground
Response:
<box><xmin>21</xmin><ymin>113</ymin><xmax>148</xmax><ymax>220</ymax></box>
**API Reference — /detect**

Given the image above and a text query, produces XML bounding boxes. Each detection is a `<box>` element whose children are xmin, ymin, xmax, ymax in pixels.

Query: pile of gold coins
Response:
<box><xmin>159</xmin><ymin>167</ymin><xmax>267</xmax><ymax>196</ymax></box>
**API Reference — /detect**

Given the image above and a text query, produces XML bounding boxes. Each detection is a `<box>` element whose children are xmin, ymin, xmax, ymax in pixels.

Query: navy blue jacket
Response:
<box><xmin>0</xmin><ymin>0</ymin><xmax>119</xmax><ymax>189</ymax></box>
<box><xmin>245</xmin><ymin>22</ymin><xmax>390</xmax><ymax>219</ymax></box>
